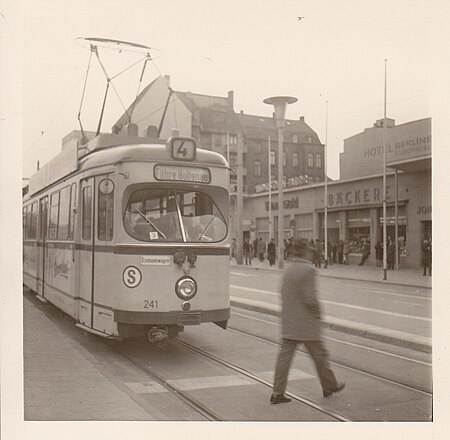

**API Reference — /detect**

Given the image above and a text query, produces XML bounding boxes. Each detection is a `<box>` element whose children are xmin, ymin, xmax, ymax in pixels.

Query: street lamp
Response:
<box><xmin>263</xmin><ymin>96</ymin><xmax>297</xmax><ymax>269</ymax></box>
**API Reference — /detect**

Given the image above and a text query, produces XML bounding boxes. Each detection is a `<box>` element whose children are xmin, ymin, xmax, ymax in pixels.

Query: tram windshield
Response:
<box><xmin>124</xmin><ymin>187</ymin><xmax>228</xmax><ymax>243</ymax></box>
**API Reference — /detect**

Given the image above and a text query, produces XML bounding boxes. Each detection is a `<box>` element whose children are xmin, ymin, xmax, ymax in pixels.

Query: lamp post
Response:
<box><xmin>263</xmin><ymin>96</ymin><xmax>297</xmax><ymax>269</ymax></box>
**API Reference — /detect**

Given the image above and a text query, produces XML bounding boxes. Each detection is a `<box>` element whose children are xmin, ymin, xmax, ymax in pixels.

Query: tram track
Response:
<box><xmin>226</xmin><ymin>325</ymin><xmax>432</xmax><ymax>397</ymax></box>
<box><xmin>171</xmin><ymin>337</ymin><xmax>352</xmax><ymax>422</ymax></box>
<box><xmin>106</xmin><ymin>340</ymin><xmax>223</xmax><ymax>421</ymax></box>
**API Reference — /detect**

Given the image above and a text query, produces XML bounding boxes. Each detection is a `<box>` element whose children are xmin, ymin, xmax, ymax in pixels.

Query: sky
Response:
<box><xmin>15</xmin><ymin>0</ymin><xmax>437</xmax><ymax>180</ymax></box>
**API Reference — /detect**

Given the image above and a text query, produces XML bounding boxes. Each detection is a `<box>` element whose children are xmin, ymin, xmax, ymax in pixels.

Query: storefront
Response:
<box><xmin>243</xmin><ymin>168</ymin><xmax>430</xmax><ymax>268</ymax></box>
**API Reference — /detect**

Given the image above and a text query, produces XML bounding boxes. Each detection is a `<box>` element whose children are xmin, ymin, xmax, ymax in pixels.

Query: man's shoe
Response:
<box><xmin>270</xmin><ymin>393</ymin><xmax>292</xmax><ymax>404</ymax></box>
<box><xmin>323</xmin><ymin>382</ymin><xmax>345</xmax><ymax>398</ymax></box>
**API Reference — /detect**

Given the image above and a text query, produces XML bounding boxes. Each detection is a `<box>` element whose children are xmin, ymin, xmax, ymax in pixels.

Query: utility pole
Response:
<box><xmin>382</xmin><ymin>59</ymin><xmax>388</xmax><ymax>280</ymax></box>
<box><xmin>263</xmin><ymin>96</ymin><xmax>297</xmax><ymax>269</ymax></box>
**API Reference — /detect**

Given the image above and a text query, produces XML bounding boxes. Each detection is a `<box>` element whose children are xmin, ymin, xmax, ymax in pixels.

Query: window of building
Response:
<box><xmin>212</xmin><ymin>133</ymin><xmax>222</xmax><ymax>147</ymax></box>
<box><xmin>82</xmin><ymin>186</ymin><xmax>92</xmax><ymax>240</ymax></box>
<box><xmin>270</xmin><ymin>150</ymin><xmax>276</xmax><ymax>166</ymax></box>
<box><xmin>254</xmin><ymin>160</ymin><xmax>262</xmax><ymax>177</ymax></box>
<box><xmin>229</xmin><ymin>152</ymin><xmax>237</xmax><ymax>168</ymax></box>
<box><xmin>283</xmin><ymin>152</ymin><xmax>287</xmax><ymax>167</ymax></box>
<box><xmin>315</xmin><ymin>153</ymin><xmax>322</xmax><ymax>168</ymax></box>
<box><xmin>293</xmin><ymin>152</ymin><xmax>299</xmax><ymax>167</ymax></box>
<box><xmin>49</xmin><ymin>191</ymin><xmax>60</xmax><ymax>239</ymax></box>
<box><xmin>229</xmin><ymin>134</ymin><xmax>237</xmax><ymax>145</ymax></box>
<box><xmin>98</xmin><ymin>180</ymin><xmax>114</xmax><ymax>241</ymax></box>
<box><xmin>254</xmin><ymin>142</ymin><xmax>261</xmax><ymax>154</ymax></box>
<box><xmin>347</xmin><ymin>209</ymin><xmax>371</xmax><ymax>253</ymax></box>
<box><xmin>306</xmin><ymin>135</ymin><xmax>313</xmax><ymax>143</ymax></box>
<box><xmin>292</xmin><ymin>134</ymin><xmax>299</xmax><ymax>143</ymax></box>
<box><xmin>307</xmin><ymin>153</ymin><xmax>314</xmax><ymax>168</ymax></box>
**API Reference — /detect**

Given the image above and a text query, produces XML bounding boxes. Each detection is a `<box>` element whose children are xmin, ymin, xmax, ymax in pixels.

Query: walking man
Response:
<box><xmin>270</xmin><ymin>239</ymin><xmax>345</xmax><ymax>403</ymax></box>
<box><xmin>258</xmin><ymin>238</ymin><xmax>266</xmax><ymax>262</ymax></box>
<box><xmin>422</xmin><ymin>238</ymin><xmax>432</xmax><ymax>276</ymax></box>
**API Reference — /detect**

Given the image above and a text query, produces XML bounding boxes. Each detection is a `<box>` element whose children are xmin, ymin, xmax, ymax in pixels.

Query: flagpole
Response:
<box><xmin>324</xmin><ymin>100</ymin><xmax>328</xmax><ymax>268</ymax></box>
<box><xmin>383</xmin><ymin>59</ymin><xmax>388</xmax><ymax>280</ymax></box>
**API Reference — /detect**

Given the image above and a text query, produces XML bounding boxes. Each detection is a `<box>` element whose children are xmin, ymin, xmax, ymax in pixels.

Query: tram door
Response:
<box><xmin>37</xmin><ymin>196</ymin><xmax>48</xmax><ymax>298</ymax></box>
<box><xmin>78</xmin><ymin>177</ymin><xmax>95</xmax><ymax>328</ymax></box>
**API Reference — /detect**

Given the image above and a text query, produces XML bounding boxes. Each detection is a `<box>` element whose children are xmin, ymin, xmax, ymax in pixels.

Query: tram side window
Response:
<box><xmin>98</xmin><ymin>183</ymin><xmax>114</xmax><ymax>241</ymax></box>
<box><xmin>49</xmin><ymin>191</ymin><xmax>60</xmax><ymax>239</ymax></box>
<box><xmin>30</xmin><ymin>202</ymin><xmax>38</xmax><ymax>238</ymax></box>
<box><xmin>23</xmin><ymin>207</ymin><xmax>27</xmax><ymax>238</ymax></box>
<box><xmin>68</xmin><ymin>183</ymin><xmax>77</xmax><ymax>240</ymax></box>
<box><xmin>58</xmin><ymin>186</ymin><xmax>71</xmax><ymax>240</ymax></box>
<box><xmin>82</xmin><ymin>187</ymin><xmax>92</xmax><ymax>240</ymax></box>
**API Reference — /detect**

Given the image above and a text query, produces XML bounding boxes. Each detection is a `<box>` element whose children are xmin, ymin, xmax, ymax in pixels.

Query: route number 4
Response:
<box><xmin>170</xmin><ymin>137</ymin><xmax>196</xmax><ymax>161</ymax></box>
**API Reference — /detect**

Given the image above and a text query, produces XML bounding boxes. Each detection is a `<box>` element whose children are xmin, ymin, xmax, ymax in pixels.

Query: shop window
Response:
<box><xmin>348</xmin><ymin>209</ymin><xmax>371</xmax><ymax>253</ymax></box>
<box><xmin>49</xmin><ymin>191</ymin><xmax>60</xmax><ymax>240</ymax></box>
<box><xmin>293</xmin><ymin>152</ymin><xmax>299</xmax><ymax>167</ymax></box>
<box><xmin>307</xmin><ymin>153</ymin><xmax>314</xmax><ymax>168</ymax></box>
<box><xmin>379</xmin><ymin>206</ymin><xmax>407</xmax><ymax>256</ymax></box>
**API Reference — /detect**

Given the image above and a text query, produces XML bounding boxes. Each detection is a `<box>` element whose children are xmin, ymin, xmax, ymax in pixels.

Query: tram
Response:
<box><xmin>23</xmin><ymin>134</ymin><xmax>230</xmax><ymax>343</ymax></box>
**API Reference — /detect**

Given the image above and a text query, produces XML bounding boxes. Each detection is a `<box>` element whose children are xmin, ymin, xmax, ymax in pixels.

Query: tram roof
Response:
<box><xmin>27</xmin><ymin>134</ymin><xmax>228</xmax><ymax>196</ymax></box>
<box><xmin>78</xmin><ymin>141</ymin><xmax>229</xmax><ymax>170</ymax></box>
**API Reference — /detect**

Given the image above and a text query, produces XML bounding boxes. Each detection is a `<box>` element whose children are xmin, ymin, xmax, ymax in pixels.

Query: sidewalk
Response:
<box><xmin>231</xmin><ymin>259</ymin><xmax>432</xmax><ymax>290</ymax></box>
<box><xmin>23</xmin><ymin>294</ymin><xmax>155</xmax><ymax>420</ymax></box>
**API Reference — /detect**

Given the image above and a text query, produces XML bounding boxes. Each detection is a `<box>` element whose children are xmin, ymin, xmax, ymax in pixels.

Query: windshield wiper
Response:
<box><xmin>198</xmin><ymin>217</ymin><xmax>215</xmax><ymax>241</ymax></box>
<box><xmin>136</xmin><ymin>209</ymin><xmax>167</xmax><ymax>238</ymax></box>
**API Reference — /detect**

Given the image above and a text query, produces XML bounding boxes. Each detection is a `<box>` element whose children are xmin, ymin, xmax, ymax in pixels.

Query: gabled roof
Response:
<box><xmin>112</xmin><ymin>75</ymin><xmax>163</xmax><ymax>130</ymax></box>
<box><xmin>237</xmin><ymin>113</ymin><xmax>321</xmax><ymax>143</ymax></box>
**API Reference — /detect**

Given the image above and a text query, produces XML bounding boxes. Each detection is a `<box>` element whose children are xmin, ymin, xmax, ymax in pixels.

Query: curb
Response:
<box><xmin>230</xmin><ymin>299</ymin><xmax>432</xmax><ymax>354</ymax></box>
<box><xmin>230</xmin><ymin>264</ymin><xmax>432</xmax><ymax>290</ymax></box>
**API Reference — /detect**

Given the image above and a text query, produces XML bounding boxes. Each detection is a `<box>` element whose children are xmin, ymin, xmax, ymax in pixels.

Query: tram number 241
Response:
<box><xmin>144</xmin><ymin>300</ymin><xmax>158</xmax><ymax>309</ymax></box>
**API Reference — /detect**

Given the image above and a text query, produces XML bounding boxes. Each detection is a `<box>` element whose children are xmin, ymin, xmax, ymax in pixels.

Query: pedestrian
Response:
<box><xmin>331</xmin><ymin>241</ymin><xmax>337</xmax><ymax>264</ymax></box>
<box><xmin>231</xmin><ymin>238</ymin><xmax>236</xmax><ymax>261</ymax></box>
<box><xmin>326</xmin><ymin>239</ymin><xmax>333</xmax><ymax>266</ymax></box>
<box><xmin>387</xmin><ymin>239</ymin><xmax>395</xmax><ymax>270</ymax></box>
<box><xmin>268</xmin><ymin>238</ymin><xmax>276</xmax><ymax>266</ymax></box>
<box><xmin>253</xmin><ymin>237</ymin><xmax>259</xmax><ymax>259</ymax></box>
<box><xmin>358</xmin><ymin>240</ymin><xmax>370</xmax><ymax>266</ymax></box>
<box><xmin>284</xmin><ymin>239</ymin><xmax>289</xmax><ymax>260</ymax></box>
<box><xmin>270</xmin><ymin>238</ymin><xmax>345</xmax><ymax>404</ymax></box>
<box><xmin>375</xmin><ymin>241</ymin><xmax>383</xmax><ymax>267</ymax></box>
<box><xmin>258</xmin><ymin>238</ymin><xmax>266</xmax><ymax>262</ymax></box>
<box><xmin>422</xmin><ymin>238</ymin><xmax>431</xmax><ymax>276</ymax></box>
<box><xmin>337</xmin><ymin>240</ymin><xmax>344</xmax><ymax>264</ymax></box>
<box><xmin>287</xmin><ymin>237</ymin><xmax>294</xmax><ymax>259</ymax></box>
<box><xmin>343</xmin><ymin>240</ymin><xmax>350</xmax><ymax>265</ymax></box>
<box><xmin>314</xmin><ymin>239</ymin><xmax>322</xmax><ymax>268</ymax></box>
<box><xmin>243</xmin><ymin>238</ymin><xmax>253</xmax><ymax>266</ymax></box>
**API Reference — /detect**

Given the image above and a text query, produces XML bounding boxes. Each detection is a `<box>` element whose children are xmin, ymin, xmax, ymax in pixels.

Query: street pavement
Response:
<box><xmin>23</xmin><ymin>260</ymin><xmax>432</xmax><ymax>420</ymax></box>
<box><xmin>230</xmin><ymin>259</ymin><xmax>432</xmax><ymax>353</ymax></box>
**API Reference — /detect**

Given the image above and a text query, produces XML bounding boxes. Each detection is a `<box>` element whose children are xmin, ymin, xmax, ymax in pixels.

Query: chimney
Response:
<box><xmin>299</xmin><ymin>116</ymin><xmax>305</xmax><ymax>122</ymax></box>
<box><xmin>146</xmin><ymin>125</ymin><xmax>158</xmax><ymax>138</ymax></box>
<box><xmin>227</xmin><ymin>90</ymin><xmax>234</xmax><ymax>109</ymax></box>
<box><xmin>240</xmin><ymin>110</ymin><xmax>244</xmax><ymax>114</ymax></box>
<box><xmin>127</xmin><ymin>123</ymin><xmax>138</xmax><ymax>136</ymax></box>
<box><xmin>164</xmin><ymin>75</ymin><xmax>171</xmax><ymax>85</ymax></box>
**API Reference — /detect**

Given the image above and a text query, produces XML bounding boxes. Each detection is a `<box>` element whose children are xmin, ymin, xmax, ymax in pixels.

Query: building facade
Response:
<box><xmin>245</xmin><ymin>117</ymin><xmax>431</xmax><ymax>268</ymax></box>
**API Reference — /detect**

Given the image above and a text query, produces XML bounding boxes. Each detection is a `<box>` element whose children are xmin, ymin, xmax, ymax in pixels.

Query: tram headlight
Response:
<box><xmin>175</xmin><ymin>276</ymin><xmax>197</xmax><ymax>300</ymax></box>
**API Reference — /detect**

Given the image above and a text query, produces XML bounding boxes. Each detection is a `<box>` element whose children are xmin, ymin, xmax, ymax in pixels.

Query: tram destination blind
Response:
<box><xmin>154</xmin><ymin>165</ymin><xmax>211</xmax><ymax>184</ymax></box>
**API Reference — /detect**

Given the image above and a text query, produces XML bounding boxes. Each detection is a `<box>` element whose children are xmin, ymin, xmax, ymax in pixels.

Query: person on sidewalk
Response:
<box><xmin>268</xmin><ymin>238</ymin><xmax>276</xmax><ymax>266</ymax></box>
<box><xmin>375</xmin><ymin>241</ymin><xmax>383</xmax><ymax>267</ymax></box>
<box><xmin>343</xmin><ymin>240</ymin><xmax>350</xmax><ymax>265</ymax></box>
<box><xmin>358</xmin><ymin>240</ymin><xmax>370</xmax><ymax>266</ymax></box>
<box><xmin>387</xmin><ymin>239</ymin><xmax>395</xmax><ymax>270</ymax></box>
<box><xmin>258</xmin><ymin>238</ymin><xmax>266</xmax><ymax>262</ymax></box>
<box><xmin>253</xmin><ymin>237</ymin><xmax>259</xmax><ymax>259</ymax></box>
<box><xmin>270</xmin><ymin>238</ymin><xmax>345</xmax><ymax>404</ymax></box>
<box><xmin>314</xmin><ymin>239</ymin><xmax>322</xmax><ymax>268</ymax></box>
<box><xmin>243</xmin><ymin>238</ymin><xmax>253</xmax><ymax>266</ymax></box>
<box><xmin>422</xmin><ymin>238</ymin><xmax>432</xmax><ymax>276</ymax></box>
<box><xmin>337</xmin><ymin>240</ymin><xmax>344</xmax><ymax>264</ymax></box>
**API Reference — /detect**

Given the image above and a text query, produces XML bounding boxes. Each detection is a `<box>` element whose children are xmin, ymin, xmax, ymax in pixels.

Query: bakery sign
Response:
<box><xmin>328</xmin><ymin>185</ymin><xmax>392</xmax><ymax>208</ymax></box>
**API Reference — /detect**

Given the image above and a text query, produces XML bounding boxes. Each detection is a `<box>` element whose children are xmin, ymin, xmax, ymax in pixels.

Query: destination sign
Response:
<box><xmin>154</xmin><ymin>165</ymin><xmax>211</xmax><ymax>183</ymax></box>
